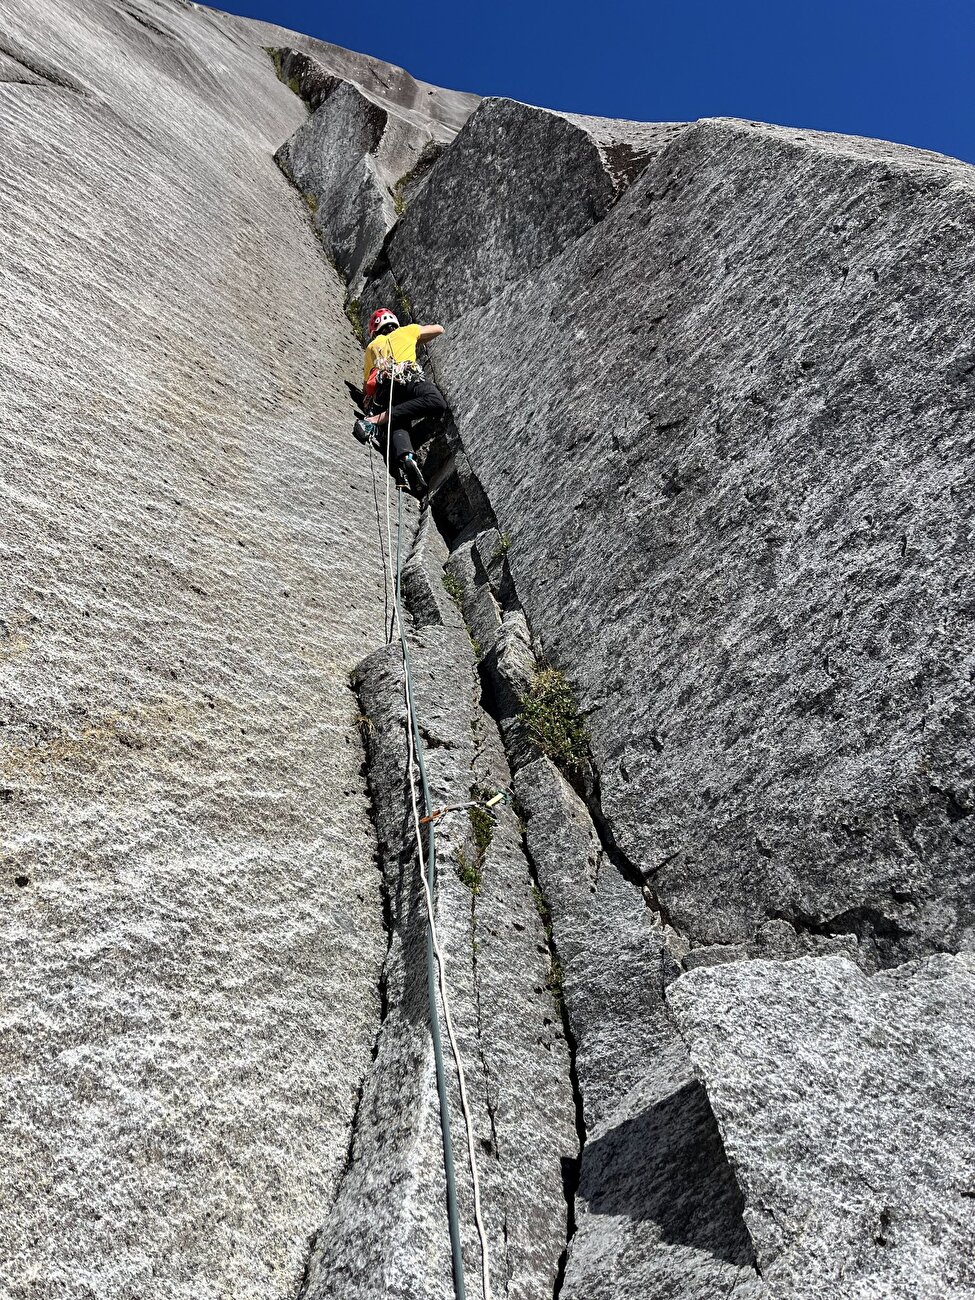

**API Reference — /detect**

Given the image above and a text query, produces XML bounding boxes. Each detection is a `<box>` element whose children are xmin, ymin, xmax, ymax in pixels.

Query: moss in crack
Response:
<box><xmin>345</xmin><ymin>298</ymin><xmax>364</xmax><ymax>344</ymax></box>
<box><xmin>442</xmin><ymin>571</ymin><xmax>464</xmax><ymax>607</ymax></box>
<box><xmin>455</xmin><ymin>846</ymin><xmax>482</xmax><ymax>895</ymax></box>
<box><xmin>531</xmin><ymin>883</ymin><xmax>565</xmax><ymax>1011</ymax></box>
<box><xmin>302</xmin><ymin>191</ymin><xmax>319</xmax><ymax>216</ymax></box>
<box><xmin>469</xmin><ymin>802</ymin><xmax>494</xmax><ymax>856</ymax></box>
<box><xmin>519</xmin><ymin>667</ymin><xmax>589</xmax><ymax>773</ymax></box>
<box><xmin>266</xmin><ymin>48</ymin><xmax>309</xmax><ymax>110</ymax></box>
<box><xmin>456</xmin><ymin>788</ymin><xmax>494</xmax><ymax>895</ymax></box>
<box><xmin>531</xmin><ymin>883</ymin><xmax>550</xmax><ymax>929</ymax></box>
<box><xmin>391</xmin><ymin>162</ymin><xmax>421</xmax><ymax>215</ymax></box>
<box><xmin>491</xmin><ymin>531</ymin><xmax>511</xmax><ymax>562</ymax></box>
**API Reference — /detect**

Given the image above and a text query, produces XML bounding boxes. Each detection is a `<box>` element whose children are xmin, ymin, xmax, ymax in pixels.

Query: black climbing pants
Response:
<box><xmin>376</xmin><ymin>378</ymin><xmax>447</xmax><ymax>459</ymax></box>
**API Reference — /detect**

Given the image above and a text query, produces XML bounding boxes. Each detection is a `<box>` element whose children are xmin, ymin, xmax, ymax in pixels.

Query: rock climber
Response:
<box><xmin>353</xmin><ymin>307</ymin><xmax>447</xmax><ymax>497</ymax></box>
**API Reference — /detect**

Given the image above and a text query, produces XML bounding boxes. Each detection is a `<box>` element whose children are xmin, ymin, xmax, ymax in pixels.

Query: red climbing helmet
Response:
<box><xmin>369</xmin><ymin>308</ymin><xmax>399</xmax><ymax>339</ymax></box>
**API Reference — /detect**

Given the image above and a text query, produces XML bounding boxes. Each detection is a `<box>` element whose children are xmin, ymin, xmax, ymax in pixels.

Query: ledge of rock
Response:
<box><xmin>365</xmin><ymin>97</ymin><xmax>684</xmax><ymax>322</ymax></box>
<box><xmin>669</xmin><ymin>954</ymin><xmax>975</xmax><ymax>1298</ymax></box>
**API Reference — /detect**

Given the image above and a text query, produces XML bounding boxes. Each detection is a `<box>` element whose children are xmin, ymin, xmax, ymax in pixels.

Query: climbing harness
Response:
<box><xmin>372</xmin><ymin>375</ymin><xmax>494</xmax><ymax>1300</ymax></box>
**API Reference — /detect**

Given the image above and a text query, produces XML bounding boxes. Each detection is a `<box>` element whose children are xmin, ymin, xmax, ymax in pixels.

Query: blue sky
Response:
<box><xmin>223</xmin><ymin>0</ymin><xmax>975</xmax><ymax>164</ymax></box>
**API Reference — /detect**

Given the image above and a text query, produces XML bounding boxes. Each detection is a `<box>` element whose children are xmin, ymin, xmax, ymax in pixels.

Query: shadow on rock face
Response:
<box><xmin>580</xmin><ymin>1078</ymin><xmax>756</xmax><ymax>1267</ymax></box>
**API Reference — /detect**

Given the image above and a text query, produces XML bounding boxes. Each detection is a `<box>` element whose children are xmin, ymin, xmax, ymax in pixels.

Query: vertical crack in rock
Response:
<box><xmin>432</xmin><ymin>518</ymin><xmax>763</xmax><ymax>1299</ymax></box>
<box><xmin>465</xmin><ymin>693</ymin><xmax>514</xmax><ymax>1292</ymax></box>
<box><xmin>294</xmin><ymin>494</ymin><xmax>576</xmax><ymax>1297</ymax></box>
<box><xmin>517</xmin><ymin>829</ymin><xmax>586</xmax><ymax>1299</ymax></box>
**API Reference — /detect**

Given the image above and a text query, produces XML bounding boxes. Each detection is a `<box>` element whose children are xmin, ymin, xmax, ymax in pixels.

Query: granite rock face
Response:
<box><xmin>274</xmin><ymin>53</ymin><xmax>475</xmax><ymax>293</ymax></box>
<box><xmin>380</xmin><ymin>112</ymin><xmax>975</xmax><ymax>971</ymax></box>
<box><xmin>6</xmin><ymin>3</ymin><xmax>975</xmax><ymax>1298</ymax></box>
<box><xmin>308</xmin><ymin>506</ymin><xmax>576</xmax><ymax>1300</ymax></box>
<box><xmin>0</xmin><ymin>1</ymin><xmax>422</xmax><ymax>1296</ymax></box>
<box><xmin>669</xmin><ymin>955</ymin><xmax>975</xmax><ymax>1299</ymax></box>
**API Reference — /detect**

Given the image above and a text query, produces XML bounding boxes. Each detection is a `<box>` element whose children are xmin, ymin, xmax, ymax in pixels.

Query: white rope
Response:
<box><xmin>366</xmin><ymin>335</ymin><xmax>493</xmax><ymax>1298</ymax></box>
<box><xmin>382</xmin><ymin>341</ymin><xmax>397</xmax><ymax>644</ymax></box>
<box><xmin>398</xmin><ymin>558</ymin><xmax>494</xmax><ymax>1300</ymax></box>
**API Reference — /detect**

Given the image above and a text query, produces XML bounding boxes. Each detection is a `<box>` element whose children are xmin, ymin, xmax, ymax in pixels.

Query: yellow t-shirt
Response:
<box><xmin>363</xmin><ymin>323</ymin><xmax>422</xmax><ymax>387</ymax></box>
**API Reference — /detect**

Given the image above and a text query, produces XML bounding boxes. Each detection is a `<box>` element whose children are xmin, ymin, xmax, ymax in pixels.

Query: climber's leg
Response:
<box><xmin>389</xmin><ymin>380</ymin><xmax>447</xmax><ymax>433</ymax></box>
<box><xmin>392</xmin><ymin>379</ymin><xmax>449</xmax><ymax>470</ymax></box>
<box><xmin>399</xmin><ymin>452</ymin><xmax>428</xmax><ymax>497</ymax></box>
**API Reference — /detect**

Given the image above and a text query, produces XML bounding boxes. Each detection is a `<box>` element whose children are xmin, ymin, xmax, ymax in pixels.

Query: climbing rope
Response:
<box><xmin>372</xmin><ymin>374</ymin><xmax>493</xmax><ymax>1300</ymax></box>
<box><xmin>383</xmin><ymin>370</ymin><xmax>397</xmax><ymax>646</ymax></box>
<box><xmin>366</xmin><ymin>434</ymin><xmax>392</xmax><ymax>639</ymax></box>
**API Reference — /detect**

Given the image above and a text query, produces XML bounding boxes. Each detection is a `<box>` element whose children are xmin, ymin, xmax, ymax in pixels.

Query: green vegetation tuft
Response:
<box><xmin>302</xmin><ymin>191</ymin><xmax>319</xmax><ymax>216</ymax></box>
<box><xmin>491</xmin><ymin>531</ymin><xmax>511</xmax><ymax>562</ymax></box>
<box><xmin>456</xmin><ymin>787</ymin><xmax>497</xmax><ymax>895</ymax></box>
<box><xmin>442</xmin><ymin>571</ymin><xmax>464</xmax><ymax>607</ymax></box>
<box><xmin>468</xmin><ymin>803</ymin><xmax>494</xmax><ymax>856</ymax></box>
<box><xmin>288</xmin><ymin>75</ymin><xmax>301</xmax><ymax>95</ymax></box>
<box><xmin>391</xmin><ymin>159</ymin><xmax>428</xmax><ymax>218</ymax></box>
<box><xmin>518</xmin><ymin>668</ymin><xmax>589</xmax><ymax>772</ymax></box>
<box><xmin>455</xmin><ymin>846</ymin><xmax>482</xmax><ymax>895</ymax></box>
<box><xmin>396</xmin><ymin>286</ymin><xmax>413</xmax><ymax>320</ymax></box>
<box><xmin>345</xmin><ymin>298</ymin><xmax>364</xmax><ymax>344</ymax></box>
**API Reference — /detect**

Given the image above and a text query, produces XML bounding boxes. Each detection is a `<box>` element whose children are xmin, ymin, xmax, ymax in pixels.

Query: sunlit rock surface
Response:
<box><xmin>0</xmin><ymin>1</ymin><xmax>409</xmax><ymax>1295</ymax></box>
<box><xmin>4</xmin><ymin>2</ymin><xmax>974</xmax><ymax>1298</ymax></box>
<box><xmin>670</xmin><ymin>954</ymin><xmax>975</xmax><ymax>1299</ymax></box>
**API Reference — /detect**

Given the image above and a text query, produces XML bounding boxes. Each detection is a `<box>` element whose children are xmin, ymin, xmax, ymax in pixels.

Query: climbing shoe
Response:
<box><xmin>399</xmin><ymin>453</ymin><xmax>428</xmax><ymax>498</ymax></box>
<box><xmin>353</xmin><ymin>418</ymin><xmax>380</xmax><ymax>450</ymax></box>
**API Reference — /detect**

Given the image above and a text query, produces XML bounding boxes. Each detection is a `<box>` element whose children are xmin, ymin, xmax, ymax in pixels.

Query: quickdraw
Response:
<box><xmin>373</xmin><ymin>350</ymin><xmax>424</xmax><ymax>386</ymax></box>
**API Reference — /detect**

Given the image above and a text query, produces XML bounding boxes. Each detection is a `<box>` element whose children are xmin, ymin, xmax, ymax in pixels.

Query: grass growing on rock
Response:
<box><xmin>391</xmin><ymin>158</ymin><xmax>427</xmax><ymax>217</ymax></box>
<box><xmin>518</xmin><ymin>667</ymin><xmax>589</xmax><ymax>773</ymax></box>
<box><xmin>396</xmin><ymin>286</ymin><xmax>413</xmax><ymax>320</ymax></box>
<box><xmin>491</xmin><ymin>531</ymin><xmax>511</xmax><ymax>562</ymax></box>
<box><xmin>455</xmin><ymin>788</ymin><xmax>495</xmax><ymax>895</ymax></box>
<box><xmin>442</xmin><ymin>571</ymin><xmax>464</xmax><ymax>607</ymax></box>
<box><xmin>469</xmin><ymin>803</ymin><xmax>494</xmax><ymax>856</ymax></box>
<box><xmin>455</xmin><ymin>846</ymin><xmax>482</xmax><ymax>894</ymax></box>
<box><xmin>345</xmin><ymin>298</ymin><xmax>364</xmax><ymax>344</ymax></box>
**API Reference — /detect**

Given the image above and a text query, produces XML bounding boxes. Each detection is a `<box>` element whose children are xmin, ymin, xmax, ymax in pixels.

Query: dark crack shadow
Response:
<box><xmin>579</xmin><ymin>1078</ymin><xmax>757</xmax><ymax>1268</ymax></box>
